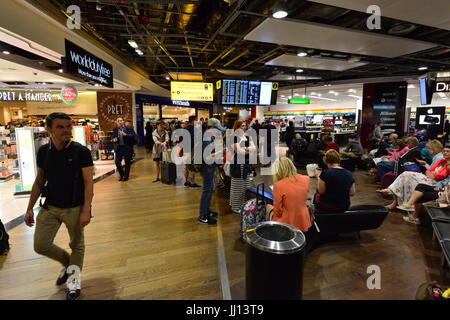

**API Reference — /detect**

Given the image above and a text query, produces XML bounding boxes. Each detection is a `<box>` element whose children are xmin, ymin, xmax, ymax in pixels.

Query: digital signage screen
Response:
<box><xmin>259</xmin><ymin>82</ymin><xmax>272</xmax><ymax>105</ymax></box>
<box><xmin>235</xmin><ymin>80</ymin><xmax>249</xmax><ymax>105</ymax></box>
<box><xmin>247</xmin><ymin>81</ymin><xmax>261</xmax><ymax>105</ymax></box>
<box><xmin>222</xmin><ymin>80</ymin><xmax>236</xmax><ymax>104</ymax></box>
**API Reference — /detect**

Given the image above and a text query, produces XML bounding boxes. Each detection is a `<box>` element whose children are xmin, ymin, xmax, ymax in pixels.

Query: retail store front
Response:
<box><xmin>0</xmin><ymin>88</ymin><xmax>120</xmax><ymax>226</ymax></box>
<box><xmin>135</xmin><ymin>94</ymin><xmax>212</xmax><ymax>145</ymax></box>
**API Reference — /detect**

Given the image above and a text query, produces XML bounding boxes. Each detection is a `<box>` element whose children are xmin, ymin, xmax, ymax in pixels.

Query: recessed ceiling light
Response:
<box><xmin>165</xmin><ymin>76</ymin><xmax>170</xmax><ymax>81</ymax></box>
<box><xmin>318</xmin><ymin>93</ymin><xmax>322</xmax><ymax>97</ymax></box>
<box><xmin>418</xmin><ymin>66</ymin><xmax>428</xmax><ymax>71</ymax></box>
<box><xmin>136</xmin><ymin>49</ymin><xmax>144</xmax><ymax>55</ymax></box>
<box><xmin>2</xmin><ymin>51</ymin><xmax>10</xmax><ymax>55</ymax></box>
<box><xmin>272</xmin><ymin>3</ymin><xmax>288</xmax><ymax>19</ymax></box>
<box><xmin>128</xmin><ymin>40</ymin><xmax>138</xmax><ymax>49</ymax></box>
<box><xmin>59</xmin><ymin>69</ymin><xmax>63</xmax><ymax>73</ymax></box>
<box><xmin>297</xmin><ymin>52</ymin><xmax>307</xmax><ymax>57</ymax></box>
<box><xmin>296</xmin><ymin>69</ymin><xmax>304</xmax><ymax>73</ymax></box>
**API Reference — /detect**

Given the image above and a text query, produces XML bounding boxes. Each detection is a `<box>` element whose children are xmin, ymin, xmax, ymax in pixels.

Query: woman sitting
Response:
<box><xmin>416</xmin><ymin>140</ymin><xmax>444</xmax><ymax>170</ymax></box>
<box><xmin>379</xmin><ymin>146</ymin><xmax>450</xmax><ymax>209</ymax></box>
<box><xmin>314</xmin><ymin>150</ymin><xmax>356</xmax><ymax>212</ymax></box>
<box><xmin>265</xmin><ymin>157</ymin><xmax>312</xmax><ymax>232</ymax></box>
<box><xmin>374</xmin><ymin>139</ymin><xmax>408</xmax><ymax>166</ymax></box>
<box><xmin>397</xmin><ymin>175</ymin><xmax>450</xmax><ymax>224</ymax></box>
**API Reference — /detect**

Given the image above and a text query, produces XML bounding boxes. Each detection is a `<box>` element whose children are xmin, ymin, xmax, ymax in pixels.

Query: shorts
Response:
<box><xmin>415</xmin><ymin>183</ymin><xmax>440</xmax><ymax>203</ymax></box>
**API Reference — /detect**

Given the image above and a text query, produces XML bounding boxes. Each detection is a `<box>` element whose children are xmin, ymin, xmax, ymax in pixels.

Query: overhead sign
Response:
<box><xmin>64</xmin><ymin>39</ymin><xmax>114</xmax><ymax>88</ymax></box>
<box><xmin>171</xmin><ymin>81</ymin><xmax>213</xmax><ymax>102</ymax></box>
<box><xmin>172</xmin><ymin>100</ymin><xmax>191</xmax><ymax>106</ymax></box>
<box><xmin>435</xmin><ymin>80</ymin><xmax>450</xmax><ymax>93</ymax></box>
<box><xmin>60</xmin><ymin>84</ymin><xmax>78</xmax><ymax>105</ymax></box>
<box><xmin>0</xmin><ymin>90</ymin><xmax>59</xmax><ymax>102</ymax></box>
<box><xmin>289</xmin><ymin>98</ymin><xmax>310</xmax><ymax>104</ymax></box>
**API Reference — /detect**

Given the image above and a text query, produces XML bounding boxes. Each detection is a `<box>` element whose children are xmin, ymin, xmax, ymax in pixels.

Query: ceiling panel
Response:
<box><xmin>168</xmin><ymin>72</ymin><xmax>203</xmax><ymax>81</ymax></box>
<box><xmin>269</xmin><ymin>74</ymin><xmax>322</xmax><ymax>80</ymax></box>
<box><xmin>266</xmin><ymin>54</ymin><xmax>368</xmax><ymax>71</ymax></box>
<box><xmin>308</xmin><ymin>0</ymin><xmax>450</xmax><ymax>31</ymax></box>
<box><xmin>244</xmin><ymin>18</ymin><xmax>437</xmax><ymax>58</ymax></box>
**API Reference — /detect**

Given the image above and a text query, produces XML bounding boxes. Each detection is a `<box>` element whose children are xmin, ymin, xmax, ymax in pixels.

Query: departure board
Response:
<box><xmin>235</xmin><ymin>80</ymin><xmax>249</xmax><ymax>104</ymax></box>
<box><xmin>222</xmin><ymin>80</ymin><xmax>236</xmax><ymax>104</ymax></box>
<box><xmin>247</xmin><ymin>81</ymin><xmax>261</xmax><ymax>105</ymax></box>
<box><xmin>259</xmin><ymin>82</ymin><xmax>272</xmax><ymax>105</ymax></box>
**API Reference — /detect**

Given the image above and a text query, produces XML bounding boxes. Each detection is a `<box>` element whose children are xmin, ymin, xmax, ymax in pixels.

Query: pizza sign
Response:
<box><xmin>60</xmin><ymin>85</ymin><xmax>78</xmax><ymax>104</ymax></box>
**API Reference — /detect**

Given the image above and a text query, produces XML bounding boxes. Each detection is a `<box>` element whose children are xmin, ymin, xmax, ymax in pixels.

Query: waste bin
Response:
<box><xmin>244</xmin><ymin>221</ymin><xmax>306</xmax><ymax>300</ymax></box>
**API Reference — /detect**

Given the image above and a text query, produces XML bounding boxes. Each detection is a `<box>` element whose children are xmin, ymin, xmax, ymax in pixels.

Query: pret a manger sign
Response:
<box><xmin>65</xmin><ymin>39</ymin><xmax>114</xmax><ymax>88</ymax></box>
<box><xmin>0</xmin><ymin>90</ymin><xmax>59</xmax><ymax>102</ymax></box>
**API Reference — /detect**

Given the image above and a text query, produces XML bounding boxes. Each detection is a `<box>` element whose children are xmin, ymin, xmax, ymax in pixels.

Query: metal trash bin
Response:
<box><xmin>244</xmin><ymin>221</ymin><xmax>306</xmax><ymax>300</ymax></box>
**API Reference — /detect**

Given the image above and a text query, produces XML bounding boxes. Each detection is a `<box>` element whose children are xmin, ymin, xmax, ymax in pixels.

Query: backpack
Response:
<box><xmin>0</xmin><ymin>219</ymin><xmax>10</xmax><ymax>255</ymax></box>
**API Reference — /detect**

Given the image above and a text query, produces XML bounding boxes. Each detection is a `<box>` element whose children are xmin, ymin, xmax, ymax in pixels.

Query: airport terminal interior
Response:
<box><xmin>1</xmin><ymin>0</ymin><xmax>450</xmax><ymax>301</ymax></box>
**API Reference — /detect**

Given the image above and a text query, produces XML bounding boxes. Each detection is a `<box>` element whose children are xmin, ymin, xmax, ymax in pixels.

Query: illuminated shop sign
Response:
<box><xmin>435</xmin><ymin>80</ymin><xmax>450</xmax><ymax>93</ymax></box>
<box><xmin>64</xmin><ymin>39</ymin><xmax>114</xmax><ymax>88</ymax></box>
<box><xmin>172</xmin><ymin>100</ymin><xmax>191</xmax><ymax>106</ymax></box>
<box><xmin>0</xmin><ymin>90</ymin><xmax>60</xmax><ymax>102</ymax></box>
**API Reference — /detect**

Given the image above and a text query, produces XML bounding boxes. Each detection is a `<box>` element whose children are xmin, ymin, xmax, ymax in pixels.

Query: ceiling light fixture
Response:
<box><xmin>58</xmin><ymin>69</ymin><xmax>63</xmax><ymax>73</ymax></box>
<box><xmin>418</xmin><ymin>66</ymin><xmax>428</xmax><ymax>71</ymax></box>
<box><xmin>128</xmin><ymin>40</ymin><xmax>138</xmax><ymax>49</ymax></box>
<box><xmin>2</xmin><ymin>51</ymin><xmax>10</xmax><ymax>55</ymax></box>
<box><xmin>348</xmin><ymin>94</ymin><xmax>361</xmax><ymax>99</ymax></box>
<box><xmin>297</xmin><ymin>51</ymin><xmax>307</xmax><ymax>57</ymax></box>
<box><xmin>135</xmin><ymin>49</ymin><xmax>144</xmax><ymax>56</ymax></box>
<box><xmin>296</xmin><ymin>69</ymin><xmax>304</xmax><ymax>73</ymax></box>
<box><xmin>272</xmin><ymin>2</ymin><xmax>288</xmax><ymax>19</ymax></box>
<box><xmin>165</xmin><ymin>76</ymin><xmax>171</xmax><ymax>81</ymax></box>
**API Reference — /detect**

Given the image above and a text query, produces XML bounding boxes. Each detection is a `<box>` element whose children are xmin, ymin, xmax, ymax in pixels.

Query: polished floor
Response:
<box><xmin>0</xmin><ymin>148</ymin><xmax>449</xmax><ymax>300</ymax></box>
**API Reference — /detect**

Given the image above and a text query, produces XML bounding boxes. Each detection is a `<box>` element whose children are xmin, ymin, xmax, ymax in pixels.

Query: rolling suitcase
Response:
<box><xmin>161</xmin><ymin>150</ymin><xmax>177</xmax><ymax>185</ymax></box>
<box><xmin>240</xmin><ymin>183</ymin><xmax>266</xmax><ymax>242</ymax></box>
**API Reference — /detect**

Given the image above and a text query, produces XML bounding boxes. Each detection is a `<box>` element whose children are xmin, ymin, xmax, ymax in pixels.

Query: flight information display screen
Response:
<box><xmin>247</xmin><ymin>81</ymin><xmax>261</xmax><ymax>105</ymax></box>
<box><xmin>235</xmin><ymin>80</ymin><xmax>249</xmax><ymax>104</ymax></box>
<box><xmin>259</xmin><ymin>82</ymin><xmax>272</xmax><ymax>105</ymax></box>
<box><xmin>222</xmin><ymin>80</ymin><xmax>236</xmax><ymax>104</ymax></box>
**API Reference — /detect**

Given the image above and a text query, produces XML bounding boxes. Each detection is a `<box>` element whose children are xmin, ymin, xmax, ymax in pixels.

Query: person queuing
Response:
<box><xmin>183</xmin><ymin>116</ymin><xmax>201</xmax><ymax>189</ymax></box>
<box><xmin>198</xmin><ymin>118</ymin><xmax>226</xmax><ymax>225</ymax></box>
<box><xmin>144</xmin><ymin>122</ymin><xmax>154</xmax><ymax>153</ymax></box>
<box><xmin>112</xmin><ymin>117</ymin><xmax>136</xmax><ymax>182</ymax></box>
<box><xmin>314</xmin><ymin>150</ymin><xmax>356</xmax><ymax>212</ymax></box>
<box><xmin>24</xmin><ymin>112</ymin><xmax>94</xmax><ymax>300</ymax></box>
<box><xmin>152</xmin><ymin>121</ymin><xmax>169</xmax><ymax>183</ymax></box>
<box><xmin>229</xmin><ymin>120</ymin><xmax>256</xmax><ymax>214</ymax></box>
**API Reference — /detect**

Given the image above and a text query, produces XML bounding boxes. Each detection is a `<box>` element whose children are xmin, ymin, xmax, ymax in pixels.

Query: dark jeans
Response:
<box><xmin>115</xmin><ymin>145</ymin><xmax>133</xmax><ymax>178</ymax></box>
<box><xmin>200</xmin><ymin>165</ymin><xmax>216</xmax><ymax>219</ymax></box>
<box><xmin>415</xmin><ymin>184</ymin><xmax>440</xmax><ymax>203</ymax></box>
<box><xmin>376</xmin><ymin>161</ymin><xmax>395</xmax><ymax>180</ymax></box>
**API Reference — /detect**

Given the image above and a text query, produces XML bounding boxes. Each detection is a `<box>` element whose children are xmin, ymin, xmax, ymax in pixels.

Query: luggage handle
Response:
<box><xmin>256</xmin><ymin>183</ymin><xmax>265</xmax><ymax>205</ymax></box>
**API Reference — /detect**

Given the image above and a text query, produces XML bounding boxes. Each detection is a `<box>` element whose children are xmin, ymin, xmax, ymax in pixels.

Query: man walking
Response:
<box><xmin>24</xmin><ymin>112</ymin><xmax>94</xmax><ymax>300</ymax></box>
<box><xmin>112</xmin><ymin>117</ymin><xmax>136</xmax><ymax>182</ymax></box>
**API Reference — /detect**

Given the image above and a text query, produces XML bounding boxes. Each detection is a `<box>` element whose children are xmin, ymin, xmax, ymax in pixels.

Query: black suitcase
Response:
<box><xmin>161</xmin><ymin>161</ymin><xmax>177</xmax><ymax>185</ymax></box>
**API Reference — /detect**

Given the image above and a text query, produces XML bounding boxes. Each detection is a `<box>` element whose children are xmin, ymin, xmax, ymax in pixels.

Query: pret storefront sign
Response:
<box><xmin>64</xmin><ymin>39</ymin><xmax>114</xmax><ymax>88</ymax></box>
<box><xmin>0</xmin><ymin>90</ymin><xmax>59</xmax><ymax>102</ymax></box>
<box><xmin>435</xmin><ymin>80</ymin><xmax>450</xmax><ymax>93</ymax></box>
<box><xmin>60</xmin><ymin>85</ymin><xmax>78</xmax><ymax>104</ymax></box>
<box><xmin>97</xmin><ymin>92</ymin><xmax>132</xmax><ymax>132</ymax></box>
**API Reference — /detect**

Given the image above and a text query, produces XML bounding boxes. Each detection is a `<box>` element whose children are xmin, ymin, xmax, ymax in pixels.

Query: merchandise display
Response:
<box><xmin>0</xmin><ymin>127</ymin><xmax>17</xmax><ymax>182</ymax></box>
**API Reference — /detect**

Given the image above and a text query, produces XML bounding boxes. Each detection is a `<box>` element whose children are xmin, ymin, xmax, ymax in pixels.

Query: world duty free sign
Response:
<box><xmin>64</xmin><ymin>39</ymin><xmax>114</xmax><ymax>88</ymax></box>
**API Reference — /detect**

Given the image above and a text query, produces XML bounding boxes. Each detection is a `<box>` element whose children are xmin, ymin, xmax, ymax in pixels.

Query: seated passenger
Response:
<box><xmin>314</xmin><ymin>150</ymin><xmax>356</xmax><ymax>212</ymax></box>
<box><xmin>340</xmin><ymin>134</ymin><xmax>363</xmax><ymax>159</ymax></box>
<box><xmin>415</xmin><ymin>140</ymin><xmax>444</xmax><ymax>169</ymax></box>
<box><xmin>397</xmin><ymin>176</ymin><xmax>450</xmax><ymax>224</ymax></box>
<box><xmin>265</xmin><ymin>157</ymin><xmax>312</xmax><ymax>232</ymax></box>
<box><xmin>322</xmin><ymin>135</ymin><xmax>339</xmax><ymax>153</ymax></box>
<box><xmin>379</xmin><ymin>146</ymin><xmax>450</xmax><ymax>209</ymax></box>
<box><xmin>374</xmin><ymin>139</ymin><xmax>408</xmax><ymax>166</ymax></box>
<box><xmin>376</xmin><ymin>137</ymin><xmax>421</xmax><ymax>180</ymax></box>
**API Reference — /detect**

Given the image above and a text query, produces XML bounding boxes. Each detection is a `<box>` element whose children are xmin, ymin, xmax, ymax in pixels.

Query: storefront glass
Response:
<box><xmin>162</xmin><ymin>105</ymin><xmax>195</xmax><ymax>121</ymax></box>
<box><xmin>143</xmin><ymin>103</ymin><xmax>160</xmax><ymax>122</ymax></box>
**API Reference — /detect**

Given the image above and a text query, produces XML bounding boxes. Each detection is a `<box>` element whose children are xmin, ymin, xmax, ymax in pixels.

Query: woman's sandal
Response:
<box><xmin>152</xmin><ymin>178</ymin><xmax>160</xmax><ymax>183</ymax></box>
<box><xmin>403</xmin><ymin>215</ymin><xmax>420</xmax><ymax>225</ymax></box>
<box><xmin>397</xmin><ymin>204</ymin><xmax>415</xmax><ymax>212</ymax></box>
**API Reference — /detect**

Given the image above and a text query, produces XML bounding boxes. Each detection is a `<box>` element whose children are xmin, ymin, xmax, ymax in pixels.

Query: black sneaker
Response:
<box><xmin>122</xmin><ymin>177</ymin><xmax>129</xmax><ymax>182</ymax></box>
<box><xmin>55</xmin><ymin>267</ymin><xmax>68</xmax><ymax>286</ymax></box>
<box><xmin>198</xmin><ymin>216</ymin><xmax>217</xmax><ymax>225</ymax></box>
<box><xmin>184</xmin><ymin>182</ymin><xmax>191</xmax><ymax>187</ymax></box>
<box><xmin>209</xmin><ymin>211</ymin><xmax>218</xmax><ymax>219</ymax></box>
<box><xmin>118</xmin><ymin>176</ymin><xmax>124</xmax><ymax>182</ymax></box>
<box><xmin>189</xmin><ymin>183</ymin><xmax>202</xmax><ymax>189</ymax></box>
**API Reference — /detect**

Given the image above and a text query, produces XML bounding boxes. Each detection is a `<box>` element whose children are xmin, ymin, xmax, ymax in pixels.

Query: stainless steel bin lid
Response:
<box><xmin>244</xmin><ymin>221</ymin><xmax>306</xmax><ymax>254</ymax></box>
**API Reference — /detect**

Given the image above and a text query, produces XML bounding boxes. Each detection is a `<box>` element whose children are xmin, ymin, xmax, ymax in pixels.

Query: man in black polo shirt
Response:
<box><xmin>24</xmin><ymin>112</ymin><xmax>94</xmax><ymax>300</ymax></box>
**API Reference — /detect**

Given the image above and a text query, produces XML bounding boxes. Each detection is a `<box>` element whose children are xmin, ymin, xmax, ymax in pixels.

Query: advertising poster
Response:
<box><xmin>97</xmin><ymin>92</ymin><xmax>133</xmax><ymax>133</ymax></box>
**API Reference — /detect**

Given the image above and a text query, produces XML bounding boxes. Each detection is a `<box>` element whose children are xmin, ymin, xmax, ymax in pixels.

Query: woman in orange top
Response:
<box><xmin>265</xmin><ymin>157</ymin><xmax>312</xmax><ymax>232</ymax></box>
